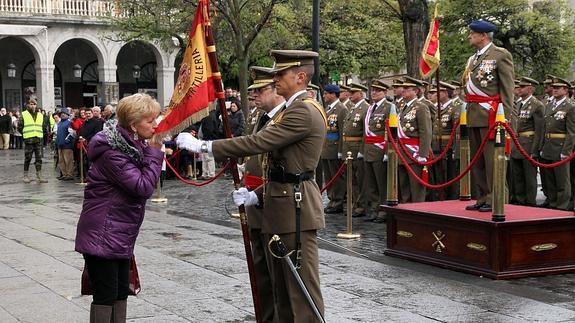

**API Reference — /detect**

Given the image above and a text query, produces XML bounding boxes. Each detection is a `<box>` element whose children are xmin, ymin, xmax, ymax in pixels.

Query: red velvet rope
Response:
<box><xmin>397</xmin><ymin>121</ymin><xmax>460</xmax><ymax>166</ymax></box>
<box><xmin>166</xmin><ymin>148</ymin><xmax>181</xmax><ymax>161</ymax></box>
<box><xmin>164</xmin><ymin>157</ymin><xmax>231</xmax><ymax>187</ymax></box>
<box><xmin>80</xmin><ymin>139</ymin><xmax>88</xmax><ymax>153</ymax></box>
<box><xmin>320</xmin><ymin>160</ymin><xmax>347</xmax><ymax>193</ymax></box>
<box><xmin>503</xmin><ymin>122</ymin><xmax>575</xmax><ymax>168</ymax></box>
<box><xmin>386</xmin><ymin>122</ymin><xmax>495</xmax><ymax>190</ymax></box>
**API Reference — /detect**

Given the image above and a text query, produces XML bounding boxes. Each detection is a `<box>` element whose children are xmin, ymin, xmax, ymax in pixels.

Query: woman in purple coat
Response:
<box><xmin>75</xmin><ymin>93</ymin><xmax>163</xmax><ymax>322</ymax></box>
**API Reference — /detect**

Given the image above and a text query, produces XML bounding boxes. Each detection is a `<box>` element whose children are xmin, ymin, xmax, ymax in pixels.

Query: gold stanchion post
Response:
<box><xmin>150</xmin><ymin>179</ymin><xmax>168</xmax><ymax>203</ymax></box>
<box><xmin>492</xmin><ymin>103</ymin><xmax>506</xmax><ymax>221</ymax></box>
<box><xmin>77</xmin><ymin>138</ymin><xmax>87</xmax><ymax>186</ymax></box>
<box><xmin>337</xmin><ymin>152</ymin><xmax>360</xmax><ymax>239</ymax></box>
<box><xmin>459</xmin><ymin>103</ymin><xmax>471</xmax><ymax>200</ymax></box>
<box><xmin>386</xmin><ymin>105</ymin><xmax>399</xmax><ymax>206</ymax></box>
<box><xmin>192</xmin><ymin>153</ymin><xmax>197</xmax><ymax>180</ymax></box>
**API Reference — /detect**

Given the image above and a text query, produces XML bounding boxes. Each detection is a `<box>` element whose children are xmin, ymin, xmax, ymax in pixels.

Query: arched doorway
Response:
<box><xmin>116</xmin><ymin>41</ymin><xmax>158</xmax><ymax>99</ymax></box>
<box><xmin>0</xmin><ymin>37</ymin><xmax>38</xmax><ymax>111</ymax></box>
<box><xmin>53</xmin><ymin>38</ymin><xmax>100</xmax><ymax>108</ymax></box>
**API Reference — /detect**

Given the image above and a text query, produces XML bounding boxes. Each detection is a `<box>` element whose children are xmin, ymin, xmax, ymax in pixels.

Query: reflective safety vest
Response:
<box><xmin>22</xmin><ymin>110</ymin><xmax>44</xmax><ymax>139</ymax></box>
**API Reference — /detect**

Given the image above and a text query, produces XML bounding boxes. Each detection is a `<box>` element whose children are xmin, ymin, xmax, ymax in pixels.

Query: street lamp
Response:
<box><xmin>7</xmin><ymin>63</ymin><xmax>16</xmax><ymax>78</ymax></box>
<box><xmin>73</xmin><ymin>64</ymin><xmax>82</xmax><ymax>78</ymax></box>
<box><xmin>132</xmin><ymin>65</ymin><xmax>141</xmax><ymax>79</ymax></box>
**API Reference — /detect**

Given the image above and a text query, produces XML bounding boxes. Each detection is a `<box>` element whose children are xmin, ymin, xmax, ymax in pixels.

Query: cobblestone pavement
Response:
<box><xmin>0</xmin><ymin>148</ymin><xmax>574</xmax><ymax>322</ymax></box>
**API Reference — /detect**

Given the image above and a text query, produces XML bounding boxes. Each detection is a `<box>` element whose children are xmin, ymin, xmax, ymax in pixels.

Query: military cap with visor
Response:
<box><xmin>518</xmin><ymin>77</ymin><xmax>539</xmax><ymax>87</ymax></box>
<box><xmin>428</xmin><ymin>81</ymin><xmax>457</xmax><ymax>93</ymax></box>
<box><xmin>348</xmin><ymin>82</ymin><xmax>368</xmax><ymax>92</ymax></box>
<box><xmin>552</xmin><ymin>77</ymin><xmax>571</xmax><ymax>88</ymax></box>
<box><xmin>371</xmin><ymin>79</ymin><xmax>390</xmax><ymax>91</ymax></box>
<box><xmin>247</xmin><ymin>66</ymin><xmax>274</xmax><ymax>90</ymax></box>
<box><xmin>270</xmin><ymin>49</ymin><xmax>318</xmax><ymax>73</ymax></box>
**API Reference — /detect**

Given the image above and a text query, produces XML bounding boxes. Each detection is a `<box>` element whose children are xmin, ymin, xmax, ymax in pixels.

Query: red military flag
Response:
<box><xmin>155</xmin><ymin>0</ymin><xmax>216</xmax><ymax>137</ymax></box>
<box><xmin>419</xmin><ymin>5</ymin><xmax>440</xmax><ymax>78</ymax></box>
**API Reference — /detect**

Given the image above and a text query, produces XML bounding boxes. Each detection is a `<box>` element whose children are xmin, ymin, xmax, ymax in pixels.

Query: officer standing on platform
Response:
<box><xmin>363</xmin><ymin>79</ymin><xmax>392</xmax><ymax>222</ymax></box>
<box><xmin>19</xmin><ymin>99</ymin><xmax>48</xmax><ymax>183</ymax></box>
<box><xmin>429</xmin><ymin>82</ymin><xmax>462</xmax><ymax>200</ymax></box>
<box><xmin>397</xmin><ymin>78</ymin><xmax>432</xmax><ymax>202</ymax></box>
<box><xmin>321</xmin><ymin>84</ymin><xmax>348</xmax><ymax>214</ymax></box>
<box><xmin>540</xmin><ymin>77</ymin><xmax>575</xmax><ymax>210</ymax></box>
<box><xmin>510</xmin><ymin>77</ymin><xmax>544</xmax><ymax>206</ymax></box>
<box><xmin>242</xmin><ymin>65</ymin><xmax>287</xmax><ymax>321</ymax></box>
<box><xmin>463</xmin><ymin>20</ymin><xmax>514</xmax><ymax>212</ymax></box>
<box><xmin>176</xmin><ymin>50</ymin><xmax>326</xmax><ymax>322</ymax></box>
<box><xmin>342</xmin><ymin>83</ymin><xmax>369</xmax><ymax>217</ymax></box>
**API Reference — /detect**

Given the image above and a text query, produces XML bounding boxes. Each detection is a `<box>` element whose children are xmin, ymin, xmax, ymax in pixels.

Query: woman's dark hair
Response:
<box><xmin>229</xmin><ymin>97</ymin><xmax>242</xmax><ymax>111</ymax></box>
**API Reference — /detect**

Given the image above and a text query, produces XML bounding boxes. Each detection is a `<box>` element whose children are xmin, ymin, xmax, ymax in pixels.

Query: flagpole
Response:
<box><xmin>202</xmin><ymin>3</ymin><xmax>263</xmax><ymax>322</ymax></box>
<box><xmin>435</xmin><ymin>68</ymin><xmax>446</xmax><ymax>200</ymax></box>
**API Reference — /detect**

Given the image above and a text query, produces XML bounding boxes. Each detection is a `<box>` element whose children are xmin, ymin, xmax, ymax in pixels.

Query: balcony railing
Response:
<box><xmin>0</xmin><ymin>0</ymin><xmax>126</xmax><ymax>18</ymax></box>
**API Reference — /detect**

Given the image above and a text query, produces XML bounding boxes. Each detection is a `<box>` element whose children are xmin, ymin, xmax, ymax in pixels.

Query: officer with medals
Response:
<box><xmin>321</xmin><ymin>84</ymin><xmax>348</xmax><ymax>214</ymax></box>
<box><xmin>176</xmin><ymin>50</ymin><xmax>326</xmax><ymax>322</ymax></box>
<box><xmin>363</xmin><ymin>79</ymin><xmax>392</xmax><ymax>222</ymax></box>
<box><xmin>540</xmin><ymin>77</ymin><xmax>575</xmax><ymax>210</ymax></box>
<box><xmin>429</xmin><ymin>81</ymin><xmax>462</xmax><ymax>200</ymax></box>
<box><xmin>341</xmin><ymin>83</ymin><xmax>370</xmax><ymax>217</ymax></box>
<box><xmin>245</xmin><ymin>92</ymin><xmax>263</xmax><ymax>136</ymax></box>
<box><xmin>392</xmin><ymin>78</ymin><xmax>406</xmax><ymax>112</ymax></box>
<box><xmin>242</xmin><ymin>65</ymin><xmax>287</xmax><ymax>321</ymax></box>
<box><xmin>509</xmin><ymin>77</ymin><xmax>544</xmax><ymax>206</ymax></box>
<box><xmin>397</xmin><ymin>78</ymin><xmax>433</xmax><ymax>202</ymax></box>
<box><xmin>463</xmin><ymin>20</ymin><xmax>515</xmax><ymax>212</ymax></box>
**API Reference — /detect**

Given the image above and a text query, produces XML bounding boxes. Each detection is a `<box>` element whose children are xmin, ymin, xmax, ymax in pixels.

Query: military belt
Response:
<box><xmin>545</xmin><ymin>133</ymin><xmax>566</xmax><ymax>139</ymax></box>
<box><xmin>518</xmin><ymin>131</ymin><xmax>535</xmax><ymax>138</ymax></box>
<box><xmin>343</xmin><ymin>136</ymin><xmax>362</xmax><ymax>142</ymax></box>
<box><xmin>435</xmin><ymin>135</ymin><xmax>452</xmax><ymax>141</ymax></box>
<box><xmin>268</xmin><ymin>169</ymin><xmax>314</xmax><ymax>184</ymax></box>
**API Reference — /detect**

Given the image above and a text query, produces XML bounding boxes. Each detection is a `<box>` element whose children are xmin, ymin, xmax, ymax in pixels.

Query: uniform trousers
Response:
<box><xmin>364</xmin><ymin>160</ymin><xmax>387</xmax><ymax>212</ymax></box>
<box><xmin>321</xmin><ymin>158</ymin><xmax>345</xmax><ymax>209</ymax></box>
<box><xmin>541</xmin><ymin>159</ymin><xmax>570</xmax><ymax>210</ymax></box>
<box><xmin>24</xmin><ymin>137</ymin><xmax>43</xmax><ymax>172</ymax></box>
<box><xmin>469</xmin><ymin>127</ymin><xmax>495</xmax><ymax>205</ymax></box>
<box><xmin>352</xmin><ymin>158</ymin><xmax>366</xmax><ymax>214</ymax></box>
<box><xmin>398</xmin><ymin>163</ymin><xmax>426</xmax><ymax>202</ymax></box>
<box><xmin>510</xmin><ymin>157</ymin><xmax>538</xmax><ymax>206</ymax></box>
<box><xmin>429</xmin><ymin>156</ymin><xmax>459</xmax><ymax>200</ymax></box>
<box><xmin>249</xmin><ymin>227</ymin><xmax>275</xmax><ymax>322</ymax></box>
<box><xmin>83</xmin><ymin>254</ymin><xmax>129</xmax><ymax>305</ymax></box>
<box><xmin>266</xmin><ymin>230</ymin><xmax>324</xmax><ymax>323</ymax></box>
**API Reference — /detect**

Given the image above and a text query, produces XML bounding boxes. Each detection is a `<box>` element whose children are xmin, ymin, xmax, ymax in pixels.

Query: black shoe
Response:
<box><xmin>324</xmin><ymin>207</ymin><xmax>343</xmax><ymax>214</ymax></box>
<box><xmin>465</xmin><ymin>202</ymin><xmax>484</xmax><ymax>211</ymax></box>
<box><xmin>352</xmin><ymin>212</ymin><xmax>366</xmax><ymax>218</ymax></box>
<box><xmin>538</xmin><ymin>201</ymin><xmax>550</xmax><ymax>208</ymax></box>
<box><xmin>478</xmin><ymin>203</ymin><xmax>493</xmax><ymax>212</ymax></box>
<box><xmin>363</xmin><ymin>216</ymin><xmax>377</xmax><ymax>222</ymax></box>
<box><xmin>372</xmin><ymin>216</ymin><xmax>387</xmax><ymax>223</ymax></box>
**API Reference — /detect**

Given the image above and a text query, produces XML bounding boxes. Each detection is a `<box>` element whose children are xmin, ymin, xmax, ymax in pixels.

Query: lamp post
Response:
<box><xmin>7</xmin><ymin>63</ymin><xmax>16</xmax><ymax>78</ymax></box>
<box><xmin>73</xmin><ymin>64</ymin><xmax>82</xmax><ymax>78</ymax></box>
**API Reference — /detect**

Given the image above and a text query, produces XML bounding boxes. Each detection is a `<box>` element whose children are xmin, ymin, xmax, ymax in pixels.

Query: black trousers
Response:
<box><xmin>84</xmin><ymin>254</ymin><xmax>130</xmax><ymax>305</ymax></box>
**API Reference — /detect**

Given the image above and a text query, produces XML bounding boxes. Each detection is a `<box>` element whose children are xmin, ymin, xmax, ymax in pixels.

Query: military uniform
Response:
<box><xmin>430</xmin><ymin>82</ymin><xmax>462</xmax><ymax>200</ymax></box>
<box><xmin>540</xmin><ymin>78</ymin><xmax>575</xmax><ymax>210</ymax></box>
<box><xmin>340</xmin><ymin>85</ymin><xmax>354</xmax><ymax>111</ymax></box>
<box><xmin>363</xmin><ymin>79</ymin><xmax>391</xmax><ymax>221</ymax></box>
<box><xmin>245</xmin><ymin>107</ymin><xmax>264</xmax><ymax>136</ymax></box>
<box><xmin>397</xmin><ymin>84</ymin><xmax>433</xmax><ymax>203</ymax></box>
<box><xmin>510</xmin><ymin>77</ymin><xmax>544</xmax><ymax>206</ymax></box>
<box><xmin>341</xmin><ymin>83</ymin><xmax>369</xmax><ymax>216</ymax></box>
<box><xmin>463</xmin><ymin>22</ymin><xmax>515</xmax><ymax>211</ymax></box>
<box><xmin>211</xmin><ymin>50</ymin><xmax>325</xmax><ymax>322</ymax></box>
<box><xmin>321</xmin><ymin>85</ymin><xmax>348</xmax><ymax>213</ymax></box>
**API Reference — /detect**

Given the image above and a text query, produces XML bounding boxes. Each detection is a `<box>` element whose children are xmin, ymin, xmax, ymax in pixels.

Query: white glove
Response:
<box><xmin>416</xmin><ymin>156</ymin><xmax>427</xmax><ymax>163</ymax></box>
<box><xmin>383</xmin><ymin>155</ymin><xmax>388</xmax><ymax>162</ymax></box>
<box><xmin>357</xmin><ymin>152</ymin><xmax>364</xmax><ymax>159</ymax></box>
<box><xmin>337</xmin><ymin>152</ymin><xmax>342</xmax><ymax>159</ymax></box>
<box><xmin>233</xmin><ymin>187</ymin><xmax>259</xmax><ymax>206</ymax></box>
<box><xmin>176</xmin><ymin>132</ymin><xmax>203</xmax><ymax>153</ymax></box>
<box><xmin>561</xmin><ymin>154</ymin><xmax>568</xmax><ymax>160</ymax></box>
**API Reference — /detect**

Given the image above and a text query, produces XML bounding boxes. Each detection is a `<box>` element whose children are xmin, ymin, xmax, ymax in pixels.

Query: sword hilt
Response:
<box><xmin>268</xmin><ymin>234</ymin><xmax>293</xmax><ymax>259</ymax></box>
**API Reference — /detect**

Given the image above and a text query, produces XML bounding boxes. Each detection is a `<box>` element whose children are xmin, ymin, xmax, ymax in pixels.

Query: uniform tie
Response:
<box><xmin>256</xmin><ymin>114</ymin><xmax>270</xmax><ymax>132</ymax></box>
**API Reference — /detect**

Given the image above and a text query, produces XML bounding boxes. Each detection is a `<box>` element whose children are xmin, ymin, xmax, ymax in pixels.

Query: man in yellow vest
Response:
<box><xmin>18</xmin><ymin>99</ymin><xmax>47</xmax><ymax>183</ymax></box>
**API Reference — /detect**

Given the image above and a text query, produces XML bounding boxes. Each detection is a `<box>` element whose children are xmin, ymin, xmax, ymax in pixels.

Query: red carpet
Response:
<box><xmin>395</xmin><ymin>200</ymin><xmax>573</xmax><ymax>222</ymax></box>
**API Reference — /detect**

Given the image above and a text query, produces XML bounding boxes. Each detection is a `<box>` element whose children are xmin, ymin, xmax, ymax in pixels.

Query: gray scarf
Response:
<box><xmin>103</xmin><ymin>119</ymin><xmax>143</xmax><ymax>163</ymax></box>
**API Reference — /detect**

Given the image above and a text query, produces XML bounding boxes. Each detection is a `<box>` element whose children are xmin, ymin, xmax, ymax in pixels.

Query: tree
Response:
<box><xmin>109</xmin><ymin>0</ymin><xmax>283</xmax><ymax>114</ymax></box>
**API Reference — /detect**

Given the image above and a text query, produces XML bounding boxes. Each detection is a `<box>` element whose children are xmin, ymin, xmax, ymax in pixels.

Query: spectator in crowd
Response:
<box><xmin>52</xmin><ymin>112</ymin><xmax>61</xmax><ymax>171</ymax></box>
<box><xmin>225</xmin><ymin>87</ymin><xmax>234</xmax><ymax>100</ymax></box>
<box><xmin>79</xmin><ymin>107</ymin><xmax>104</xmax><ymax>143</ymax></box>
<box><xmin>102</xmin><ymin>105</ymin><xmax>116</xmax><ymax>121</ymax></box>
<box><xmin>220</xmin><ymin>98</ymin><xmax>245</xmax><ymax>137</ymax></box>
<box><xmin>56</xmin><ymin>109</ymin><xmax>75</xmax><ymax>180</ymax></box>
<box><xmin>19</xmin><ymin>99</ymin><xmax>47</xmax><ymax>183</ymax></box>
<box><xmin>75</xmin><ymin>93</ymin><xmax>163</xmax><ymax>323</ymax></box>
<box><xmin>0</xmin><ymin>108</ymin><xmax>11</xmax><ymax>150</ymax></box>
<box><xmin>11</xmin><ymin>111</ymin><xmax>23</xmax><ymax>149</ymax></box>
<box><xmin>199</xmin><ymin>105</ymin><xmax>220</xmax><ymax>179</ymax></box>
<box><xmin>92</xmin><ymin>106</ymin><xmax>103</xmax><ymax>121</ymax></box>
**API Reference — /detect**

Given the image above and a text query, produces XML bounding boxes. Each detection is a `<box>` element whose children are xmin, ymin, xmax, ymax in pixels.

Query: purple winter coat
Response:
<box><xmin>75</xmin><ymin>120</ymin><xmax>163</xmax><ymax>259</ymax></box>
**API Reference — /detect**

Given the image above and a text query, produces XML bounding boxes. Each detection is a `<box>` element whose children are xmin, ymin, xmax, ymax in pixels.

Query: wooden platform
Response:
<box><xmin>383</xmin><ymin>201</ymin><xmax>575</xmax><ymax>279</ymax></box>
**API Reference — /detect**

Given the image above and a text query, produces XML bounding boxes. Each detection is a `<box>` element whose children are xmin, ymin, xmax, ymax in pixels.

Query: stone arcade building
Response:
<box><xmin>0</xmin><ymin>0</ymin><xmax>179</xmax><ymax>112</ymax></box>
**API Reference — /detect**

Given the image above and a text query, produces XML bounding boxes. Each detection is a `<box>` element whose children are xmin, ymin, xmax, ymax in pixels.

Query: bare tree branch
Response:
<box><xmin>381</xmin><ymin>0</ymin><xmax>402</xmax><ymax>20</ymax></box>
